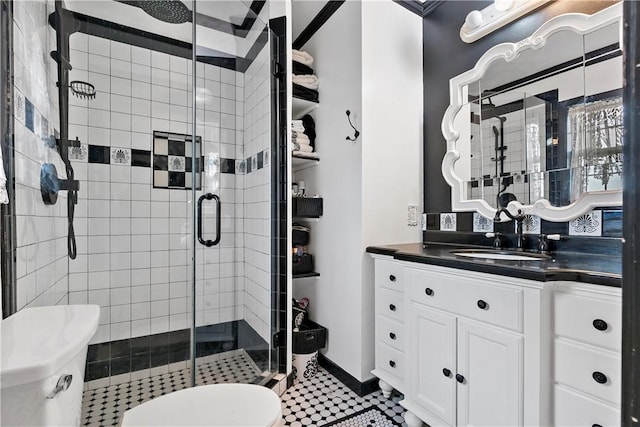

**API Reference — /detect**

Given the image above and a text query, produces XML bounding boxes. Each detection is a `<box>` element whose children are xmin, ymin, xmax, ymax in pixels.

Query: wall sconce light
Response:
<box><xmin>460</xmin><ymin>0</ymin><xmax>551</xmax><ymax>43</ymax></box>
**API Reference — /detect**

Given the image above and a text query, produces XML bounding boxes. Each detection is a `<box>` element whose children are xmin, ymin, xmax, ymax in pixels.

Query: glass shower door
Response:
<box><xmin>191</xmin><ymin>2</ymin><xmax>277</xmax><ymax>385</ymax></box>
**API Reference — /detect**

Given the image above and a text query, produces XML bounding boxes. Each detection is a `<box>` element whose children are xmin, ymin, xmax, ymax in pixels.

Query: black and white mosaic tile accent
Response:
<box><xmin>152</xmin><ymin>131</ymin><xmax>202</xmax><ymax>190</ymax></box>
<box><xmin>81</xmin><ymin>364</ymin><xmax>408</xmax><ymax>427</ymax></box>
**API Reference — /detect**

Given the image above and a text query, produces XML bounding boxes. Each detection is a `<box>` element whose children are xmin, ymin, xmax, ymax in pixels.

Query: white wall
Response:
<box><xmin>360</xmin><ymin>0</ymin><xmax>424</xmax><ymax>380</ymax></box>
<box><xmin>293</xmin><ymin>0</ymin><xmax>423</xmax><ymax>382</ymax></box>
<box><xmin>13</xmin><ymin>0</ymin><xmax>68</xmax><ymax>310</ymax></box>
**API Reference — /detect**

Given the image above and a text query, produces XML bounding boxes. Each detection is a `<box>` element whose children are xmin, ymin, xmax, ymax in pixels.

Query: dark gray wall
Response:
<box><xmin>422</xmin><ymin>0</ymin><xmax>616</xmax><ymax>212</ymax></box>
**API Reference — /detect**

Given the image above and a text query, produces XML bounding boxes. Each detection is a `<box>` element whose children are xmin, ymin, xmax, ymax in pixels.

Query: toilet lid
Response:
<box><xmin>121</xmin><ymin>383</ymin><xmax>282</xmax><ymax>426</ymax></box>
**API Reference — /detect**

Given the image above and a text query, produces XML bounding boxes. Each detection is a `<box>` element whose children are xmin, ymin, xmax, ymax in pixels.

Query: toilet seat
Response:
<box><xmin>121</xmin><ymin>383</ymin><xmax>282</xmax><ymax>426</ymax></box>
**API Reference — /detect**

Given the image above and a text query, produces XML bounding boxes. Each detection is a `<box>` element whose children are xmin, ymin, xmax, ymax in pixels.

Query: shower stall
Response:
<box><xmin>1</xmin><ymin>0</ymin><xmax>287</xmax><ymax>407</ymax></box>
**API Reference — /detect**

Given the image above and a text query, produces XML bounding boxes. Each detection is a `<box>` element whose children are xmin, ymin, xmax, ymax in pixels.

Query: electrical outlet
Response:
<box><xmin>408</xmin><ymin>204</ymin><xmax>418</xmax><ymax>226</ymax></box>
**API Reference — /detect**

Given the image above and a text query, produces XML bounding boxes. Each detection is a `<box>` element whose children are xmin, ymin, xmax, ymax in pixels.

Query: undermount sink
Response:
<box><xmin>451</xmin><ymin>249</ymin><xmax>551</xmax><ymax>261</ymax></box>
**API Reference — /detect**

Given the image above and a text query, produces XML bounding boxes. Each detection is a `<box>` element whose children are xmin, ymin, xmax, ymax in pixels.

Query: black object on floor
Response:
<box><xmin>323</xmin><ymin>406</ymin><xmax>403</xmax><ymax>427</ymax></box>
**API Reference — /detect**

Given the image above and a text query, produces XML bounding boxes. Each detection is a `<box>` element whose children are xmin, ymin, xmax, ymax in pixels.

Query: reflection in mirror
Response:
<box><xmin>452</xmin><ymin>17</ymin><xmax>622</xmax><ymax>212</ymax></box>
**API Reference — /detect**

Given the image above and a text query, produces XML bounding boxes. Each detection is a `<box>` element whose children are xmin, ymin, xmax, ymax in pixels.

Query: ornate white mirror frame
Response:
<box><xmin>441</xmin><ymin>2</ymin><xmax>623</xmax><ymax>222</ymax></box>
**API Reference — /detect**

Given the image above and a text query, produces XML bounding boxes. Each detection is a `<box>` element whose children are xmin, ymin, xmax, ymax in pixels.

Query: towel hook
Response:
<box><xmin>345</xmin><ymin>110</ymin><xmax>360</xmax><ymax>142</ymax></box>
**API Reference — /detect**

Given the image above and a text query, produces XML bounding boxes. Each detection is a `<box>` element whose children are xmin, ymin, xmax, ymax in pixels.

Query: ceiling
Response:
<box><xmin>63</xmin><ymin>0</ymin><xmax>267</xmax><ymax>57</ymax></box>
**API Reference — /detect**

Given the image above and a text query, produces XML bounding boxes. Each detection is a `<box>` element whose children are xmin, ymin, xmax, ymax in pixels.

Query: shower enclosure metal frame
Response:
<box><xmin>0</xmin><ymin>0</ymin><xmax>16</xmax><ymax>318</ymax></box>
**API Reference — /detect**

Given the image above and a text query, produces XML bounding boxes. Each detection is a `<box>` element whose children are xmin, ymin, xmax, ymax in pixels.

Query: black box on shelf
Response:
<box><xmin>292</xmin><ymin>253</ymin><xmax>313</xmax><ymax>275</ymax></box>
<box><xmin>293</xmin><ymin>197</ymin><xmax>323</xmax><ymax>217</ymax></box>
<box><xmin>293</xmin><ymin>320</ymin><xmax>327</xmax><ymax>354</ymax></box>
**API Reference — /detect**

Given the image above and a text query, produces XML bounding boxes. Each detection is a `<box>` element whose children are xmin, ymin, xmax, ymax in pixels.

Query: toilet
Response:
<box><xmin>0</xmin><ymin>305</ymin><xmax>100</xmax><ymax>426</ymax></box>
<box><xmin>121</xmin><ymin>382</ymin><xmax>283</xmax><ymax>426</ymax></box>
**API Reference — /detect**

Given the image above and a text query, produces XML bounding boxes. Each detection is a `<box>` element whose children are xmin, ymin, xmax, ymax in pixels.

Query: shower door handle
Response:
<box><xmin>197</xmin><ymin>193</ymin><xmax>221</xmax><ymax>247</ymax></box>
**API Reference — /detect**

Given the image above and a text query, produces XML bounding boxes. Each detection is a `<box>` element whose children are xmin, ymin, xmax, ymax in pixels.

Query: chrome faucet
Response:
<box><xmin>494</xmin><ymin>208</ymin><xmax>526</xmax><ymax>251</ymax></box>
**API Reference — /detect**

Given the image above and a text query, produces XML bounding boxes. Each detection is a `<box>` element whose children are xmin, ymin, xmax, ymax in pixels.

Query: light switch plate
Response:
<box><xmin>408</xmin><ymin>204</ymin><xmax>418</xmax><ymax>226</ymax></box>
<box><xmin>422</xmin><ymin>213</ymin><xmax>427</xmax><ymax>231</ymax></box>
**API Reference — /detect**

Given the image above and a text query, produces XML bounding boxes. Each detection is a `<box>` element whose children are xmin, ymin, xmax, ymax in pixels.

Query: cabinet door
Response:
<box><xmin>456</xmin><ymin>319</ymin><xmax>523</xmax><ymax>427</ymax></box>
<box><xmin>409</xmin><ymin>303</ymin><xmax>457</xmax><ymax>426</ymax></box>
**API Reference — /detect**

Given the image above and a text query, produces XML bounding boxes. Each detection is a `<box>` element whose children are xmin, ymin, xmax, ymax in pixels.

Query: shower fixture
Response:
<box><xmin>69</xmin><ymin>81</ymin><xmax>96</xmax><ymax>99</ymax></box>
<box><xmin>133</xmin><ymin>0</ymin><xmax>192</xmax><ymax>24</ymax></box>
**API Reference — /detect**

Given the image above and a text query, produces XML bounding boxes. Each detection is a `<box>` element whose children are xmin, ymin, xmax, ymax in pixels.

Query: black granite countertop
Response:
<box><xmin>366</xmin><ymin>243</ymin><xmax>621</xmax><ymax>287</ymax></box>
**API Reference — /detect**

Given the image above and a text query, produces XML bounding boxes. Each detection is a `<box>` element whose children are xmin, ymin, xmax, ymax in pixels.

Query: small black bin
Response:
<box><xmin>292</xmin><ymin>253</ymin><xmax>313</xmax><ymax>275</ymax></box>
<box><xmin>293</xmin><ymin>197</ymin><xmax>323</xmax><ymax>217</ymax></box>
<box><xmin>293</xmin><ymin>320</ymin><xmax>327</xmax><ymax>354</ymax></box>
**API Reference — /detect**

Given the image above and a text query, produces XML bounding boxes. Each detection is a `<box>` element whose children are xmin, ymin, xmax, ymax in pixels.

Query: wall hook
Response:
<box><xmin>345</xmin><ymin>110</ymin><xmax>360</xmax><ymax>142</ymax></box>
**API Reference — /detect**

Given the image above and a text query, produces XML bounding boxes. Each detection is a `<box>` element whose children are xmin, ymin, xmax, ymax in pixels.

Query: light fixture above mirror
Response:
<box><xmin>460</xmin><ymin>0</ymin><xmax>551</xmax><ymax>43</ymax></box>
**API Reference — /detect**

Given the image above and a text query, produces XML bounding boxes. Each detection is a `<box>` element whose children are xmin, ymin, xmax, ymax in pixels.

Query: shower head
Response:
<box><xmin>136</xmin><ymin>0</ymin><xmax>192</xmax><ymax>24</ymax></box>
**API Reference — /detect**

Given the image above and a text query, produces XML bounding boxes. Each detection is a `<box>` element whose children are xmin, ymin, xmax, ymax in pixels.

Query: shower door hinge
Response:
<box><xmin>273</xmin><ymin>330</ymin><xmax>285</xmax><ymax>347</ymax></box>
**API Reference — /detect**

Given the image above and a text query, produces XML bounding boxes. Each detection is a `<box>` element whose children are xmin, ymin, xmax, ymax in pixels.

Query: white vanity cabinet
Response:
<box><xmin>371</xmin><ymin>255</ymin><xmax>406</xmax><ymax>396</ymax></box>
<box><xmin>401</xmin><ymin>264</ymin><xmax>549</xmax><ymax>427</ymax></box>
<box><xmin>552</xmin><ymin>282</ymin><xmax>622</xmax><ymax>427</ymax></box>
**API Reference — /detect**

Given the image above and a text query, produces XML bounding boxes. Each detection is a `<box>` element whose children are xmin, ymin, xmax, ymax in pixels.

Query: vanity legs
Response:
<box><xmin>403</xmin><ymin>410</ymin><xmax>424</xmax><ymax>427</ymax></box>
<box><xmin>378</xmin><ymin>379</ymin><xmax>393</xmax><ymax>398</ymax></box>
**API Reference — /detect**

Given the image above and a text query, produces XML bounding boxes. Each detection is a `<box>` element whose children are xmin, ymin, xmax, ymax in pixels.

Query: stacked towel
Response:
<box><xmin>292</xmin><ymin>49</ymin><xmax>313</xmax><ymax>66</ymax></box>
<box><xmin>292</xmin><ymin>114</ymin><xmax>318</xmax><ymax>158</ymax></box>
<box><xmin>293</xmin><ymin>75</ymin><xmax>319</xmax><ymax>90</ymax></box>
<box><xmin>292</xmin><ymin>120</ymin><xmax>305</xmax><ymax>133</ymax></box>
<box><xmin>292</xmin><ymin>49</ymin><xmax>319</xmax><ymax>102</ymax></box>
<box><xmin>293</xmin><ymin>61</ymin><xmax>314</xmax><ymax>76</ymax></box>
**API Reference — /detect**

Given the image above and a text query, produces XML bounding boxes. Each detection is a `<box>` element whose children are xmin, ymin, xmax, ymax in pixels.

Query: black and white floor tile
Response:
<box><xmin>81</xmin><ymin>352</ymin><xmax>262</xmax><ymax>426</ymax></box>
<box><xmin>280</xmin><ymin>369</ymin><xmax>407</xmax><ymax>427</ymax></box>
<box><xmin>82</xmin><ymin>358</ymin><xmax>407</xmax><ymax>427</ymax></box>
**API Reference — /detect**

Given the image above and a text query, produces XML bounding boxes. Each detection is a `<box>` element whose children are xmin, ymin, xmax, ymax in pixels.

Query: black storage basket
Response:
<box><xmin>292</xmin><ymin>253</ymin><xmax>313</xmax><ymax>275</ymax></box>
<box><xmin>293</xmin><ymin>320</ymin><xmax>327</xmax><ymax>354</ymax></box>
<box><xmin>293</xmin><ymin>197</ymin><xmax>323</xmax><ymax>217</ymax></box>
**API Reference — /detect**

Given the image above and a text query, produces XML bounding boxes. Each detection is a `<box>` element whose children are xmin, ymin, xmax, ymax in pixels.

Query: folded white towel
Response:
<box><xmin>292</xmin><ymin>75</ymin><xmax>319</xmax><ymax>90</ymax></box>
<box><xmin>292</xmin><ymin>120</ymin><xmax>303</xmax><ymax>125</ymax></box>
<box><xmin>292</xmin><ymin>49</ymin><xmax>314</xmax><ymax>66</ymax></box>
<box><xmin>294</xmin><ymin>139</ymin><xmax>310</xmax><ymax>148</ymax></box>
<box><xmin>292</xmin><ymin>125</ymin><xmax>305</xmax><ymax>133</ymax></box>
<box><xmin>292</xmin><ymin>150</ymin><xmax>318</xmax><ymax>159</ymax></box>
<box><xmin>0</xmin><ymin>145</ymin><xmax>7</xmax><ymax>204</ymax></box>
<box><xmin>294</xmin><ymin>143</ymin><xmax>313</xmax><ymax>153</ymax></box>
<box><xmin>293</xmin><ymin>132</ymin><xmax>310</xmax><ymax>142</ymax></box>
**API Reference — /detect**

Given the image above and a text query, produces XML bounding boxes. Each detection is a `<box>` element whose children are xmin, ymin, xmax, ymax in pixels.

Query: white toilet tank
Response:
<box><xmin>1</xmin><ymin>305</ymin><xmax>100</xmax><ymax>426</ymax></box>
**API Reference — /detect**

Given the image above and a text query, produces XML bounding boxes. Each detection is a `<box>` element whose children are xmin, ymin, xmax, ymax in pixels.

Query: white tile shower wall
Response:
<box><xmin>67</xmin><ymin>33</ymin><xmax>245</xmax><ymax>344</ymax></box>
<box><xmin>13</xmin><ymin>0</ymin><xmax>69</xmax><ymax>310</ymax></box>
<box><xmin>242</xmin><ymin>45</ymin><xmax>271</xmax><ymax>343</ymax></box>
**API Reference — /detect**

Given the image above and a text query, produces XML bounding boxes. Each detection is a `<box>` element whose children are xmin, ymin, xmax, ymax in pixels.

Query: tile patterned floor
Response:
<box><xmin>81</xmin><ymin>354</ymin><xmax>407</xmax><ymax>427</ymax></box>
<box><xmin>281</xmin><ymin>369</ymin><xmax>407</xmax><ymax>427</ymax></box>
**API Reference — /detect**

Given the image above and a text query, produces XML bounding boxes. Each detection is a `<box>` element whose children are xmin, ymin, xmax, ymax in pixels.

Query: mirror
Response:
<box><xmin>442</xmin><ymin>3</ymin><xmax>623</xmax><ymax>222</ymax></box>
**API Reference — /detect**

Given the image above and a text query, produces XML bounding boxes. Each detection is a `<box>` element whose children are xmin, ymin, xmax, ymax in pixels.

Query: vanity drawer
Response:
<box><xmin>554</xmin><ymin>385</ymin><xmax>620</xmax><ymax>427</ymax></box>
<box><xmin>375</xmin><ymin>259</ymin><xmax>404</xmax><ymax>292</ymax></box>
<box><xmin>555</xmin><ymin>339</ymin><xmax>621</xmax><ymax>405</ymax></box>
<box><xmin>377</xmin><ymin>315</ymin><xmax>404</xmax><ymax>351</ymax></box>
<box><xmin>554</xmin><ymin>291</ymin><xmax>621</xmax><ymax>352</ymax></box>
<box><xmin>376</xmin><ymin>288</ymin><xmax>404</xmax><ymax>322</ymax></box>
<box><xmin>407</xmin><ymin>267</ymin><xmax>522</xmax><ymax>332</ymax></box>
<box><xmin>376</xmin><ymin>342</ymin><xmax>404</xmax><ymax>381</ymax></box>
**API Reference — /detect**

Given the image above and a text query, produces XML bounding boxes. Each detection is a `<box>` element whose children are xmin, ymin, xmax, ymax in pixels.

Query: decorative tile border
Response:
<box><xmin>13</xmin><ymin>88</ymin><xmax>54</xmax><ymax>146</ymax></box>
<box><xmin>473</xmin><ymin>212</ymin><xmax>493</xmax><ymax>233</ymax></box>
<box><xmin>521</xmin><ymin>214</ymin><xmax>541</xmax><ymax>235</ymax></box>
<box><xmin>569</xmin><ymin>210</ymin><xmax>602</xmax><ymax>236</ymax></box>
<box><xmin>111</xmin><ymin>147</ymin><xmax>131</xmax><ymax>166</ymax></box>
<box><xmin>440</xmin><ymin>213</ymin><xmax>457</xmax><ymax>231</ymax></box>
<box><xmin>426</xmin><ymin>207</ymin><xmax>621</xmax><ymax>238</ymax></box>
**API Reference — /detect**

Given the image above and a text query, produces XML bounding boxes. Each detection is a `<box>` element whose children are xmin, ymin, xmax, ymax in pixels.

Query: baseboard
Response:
<box><xmin>318</xmin><ymin>353</ymin><xmax>379</xmax><ymax>396</ymax></box>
